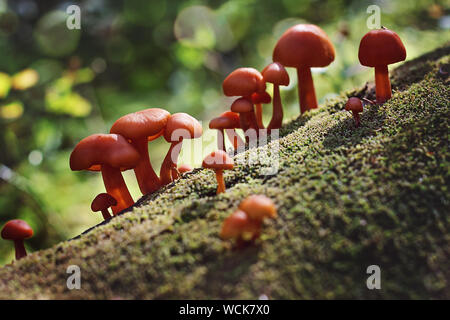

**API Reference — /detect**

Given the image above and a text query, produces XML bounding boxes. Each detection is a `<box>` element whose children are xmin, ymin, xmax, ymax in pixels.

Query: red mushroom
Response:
<box><xmin>160</xmin><ymin>113</ymin><xmax>202</xmax><ymax>185</ymax></box>
<box><xmin>220</xmin><ymin>210</ymin><xmax>261</xmax><ymax>243</ymax></box>
<box><xmin>202</xmin><ymin>150</ymin><xmax>234</xmax><ymax>194</ymax></box>
<box><xmin>239</xmin><ymin>195</ymin><xmax>277</xmax><ymax>221</ymax></box>
<box><xmin>251</xmin><ymin>91</ymin><xmax>271</xmax><ymax>128</ymax></box>
<box><xmin>1</xmin><ymin>219</ymin><xmax>33</xmax><ymax>260</ymax></box>
<box><xmin>91</xmin><ymin>193</ymin><xmax>117</xmax><ymax>221</ymax></box>
<box><xmin>209</xmin><ymin>111</ymin><xmax>243</xmax><ymax>151</ymax></box>
<box><xmin>219</xmin><ymin>111</ymin><xmax>244</xmax><ymax>150</ymax></box>
<box><xmin>70</xmin><ymin>134</ymin><xmax>140</xmax><ymax>214</ymax></box>
<box><xmin>222</xmin><ymin>68</ymin><xmax>265</xmax><ymax>133</ymax></box>
<box><xmin>110</xmin><ymin>108</ymin><xmax>170</xmax><ymax>195</ymax></box>
<box><xmin>261</xmin><ymin>62</ymin><xmax>290</xmax><ymax>130</ymax></box>
<box><xmin>273</xmin><ymin>24</ymin><xmax>335</xmax><ymax>114</ymax></box>
<box><xmin>358</xmin><ymin>27</ymin><xmax>406</xmax><ymax>104</ymax></box>
<box><xmin>230</xmin><ymin>97</ymin><xmax>258</xmax><ymax>143</ymax></box>
<box><xmin>345</xmin><ymin>97</ymin><xmax>364</xmax><ymax>127</ymax></box>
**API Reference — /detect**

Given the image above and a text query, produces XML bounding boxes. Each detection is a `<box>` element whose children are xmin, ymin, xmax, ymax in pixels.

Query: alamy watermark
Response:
<box><xmin>366</xmin><ymin>265</ymin><xmax>381</xmax><ymax>290</ymax></box>
<box><xmin>66</xmin><ymin>265</ymin><xmax>81</xmax><ymax>290</ymax></box>
<box><xmin>66</xmin><ymin>5</ymin><xmax>81</xmax><ymax>30</ymax></box>
<box><xmin>366</xmin><ymin>5</ymin><xmax>381</xmax><ymax>29</ymax></box>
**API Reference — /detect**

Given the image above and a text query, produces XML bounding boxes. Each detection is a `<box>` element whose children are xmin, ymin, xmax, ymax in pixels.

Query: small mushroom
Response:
<box><xmin>91</xmin><ymin>193</ymin><xmax>117</xmax><ymax>221</ymax></box>
<box><xmin>239</xmin><ymin>195</ymin><xmax>277</xmax><ymax>221</ymax></box>
<box><xmin>202</xmin><ymin>150</ymin><xmax>234</xmax><ymax>194</ymax></box>
<box><xmin>220</xmin><ymin>111</ymin><xmax>244</xmax><ymax>150</ymax></box>
<box><xmin>251</xmin><ymin>91</ymin><xmax>271</xmax><ymax>128</ymax></box>
<box><xmin>345</xmin><ymin>97</ymin><xmax>364</xmax><ymax>127</ymax></box>
<box><xmin>1</xmin><ymin>219</ymin><xmax>33</xmax><ymax>260</ymax></box>
<box><xmin>110</xmin><ymin>108</ymin><xmax>170</xmax><ymax>195</ymax></box>
<box><xmin>222</xmin><ymin>68</ymin><xmax>265</xmax><ymax>132</ymax></box>
<box><xmin>220</xmin><ymin>210</ymin><xmax>261</xmax><ymax>242</ymax></box>
<box><xmin>160</xmin><ymin>113</ymin><xmax>202</xmax><ymax>185</ymax></box>
<box><xmin>70</xmin><ymin>134</ymin><xmax>140</xmax><ymax>214</ymax></box>
<box><xmin>358</xmin><ymin>27</ymin><xmax>406</xmax><ymax>104</ymax></box>
<box><xmin>178</xmin><ymin>164</ymin><xmax>193</xmax><ymax>174</ymax></box>
<box><xmin>209</xmin><ymin>111</ymin><xmax>242</xmax><ymax>151</ymax></box>
<box><xmin>230</xmin><ymin>97</ymin><xmax>258</xmax><ymax>141</ymax></box>
<box><xmin>273</xmin><ymin>24</ymin><xmax>335</xmax><ymax>114</ymax></box>
<box><xmin>261</xmin><ymin>62</ymin><xmax>290</xmax><ymax>130</ymax></box>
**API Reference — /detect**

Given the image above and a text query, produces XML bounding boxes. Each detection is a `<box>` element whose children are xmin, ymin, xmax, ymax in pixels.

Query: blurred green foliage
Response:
<box><xmin>0</xmin><ymin>0</ymin><xmax>448</xmax><ymax>264</ymax></box>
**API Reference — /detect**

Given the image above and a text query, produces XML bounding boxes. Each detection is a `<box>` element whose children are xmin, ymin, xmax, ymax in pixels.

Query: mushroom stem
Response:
<box><xmin>374</xmin><ymin>65</ymin><xmax>391</xmax><ymax>103</ymax></box>
<box><xmin>215</xmin><ymin>169</ymin><xmax>225</xmax><ymax>194</ymax></box>
<box><xmin>14</xmin><ymin>240</ymin><xmax>27</xmax><ymax>260</ymax></box>
<box><xmin>160</xmin><ymin>141</ymin><xmax>182</xmax><ymax>185</ymax></box>
<box><xmin>101</xmin><ymin>164</ymin><xmax>134</xmax><ymax>214</ymax></box>
<box><xmin>255</xmin><ymin>103</ymin><xmax>264</xmax><ymax>128</ymax></box>
<box><xmin>101</xmin><ymin>209</ymin><xmax>112</xmax><ymax>221</ymax></box>
<box><xmin>217</xmin><ymin>129</ymin><xmax>226</xmax><ymax>151</ymax></box>
<box><xmin>352</xmin><ymin>111</ymin><xmax>361</xmax><ymax>127</ymax></box>
<box><xmin>225</xmin><ymin>129</ymin><xmax>244</xmax><ymax>150</ymax></box>
<box><xmin>297</xmin><ymin>67</ymin><xmax>318</xmax><ymax>114</ymax></box>
<box><xmin>131</xmin><ymin>137</ymin><xmax>161</xmax><ymax>195</ymax></box>
<box><xmin>268</xmin><ymin>85</ymin><xmax>283</xmax><ymax>130</ymax></box>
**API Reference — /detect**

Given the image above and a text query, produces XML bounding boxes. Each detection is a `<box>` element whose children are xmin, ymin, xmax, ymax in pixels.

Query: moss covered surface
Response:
<box><xmin>0</xmin><ymin>45</ymin><xmax>449</xmax><ymax>299</ymax></box>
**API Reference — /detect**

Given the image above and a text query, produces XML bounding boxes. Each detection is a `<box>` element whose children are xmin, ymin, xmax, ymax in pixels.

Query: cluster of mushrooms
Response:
<box><xmin>1</xmin><ymin>25</ymin><xmax>407</xmax><ymax>259</ymax></box>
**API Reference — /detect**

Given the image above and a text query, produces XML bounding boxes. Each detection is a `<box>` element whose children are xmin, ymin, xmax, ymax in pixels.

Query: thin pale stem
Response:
<box><xmin>215</xmin><ymin>169</ymin><xmax>225</xmax><ymax>194</ymax></box>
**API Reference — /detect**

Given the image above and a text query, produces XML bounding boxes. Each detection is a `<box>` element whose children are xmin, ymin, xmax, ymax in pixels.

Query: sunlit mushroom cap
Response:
<box><xmin>230</xmin><ymin>98</ymin><xmax>253</xmax><ymax>113</ymax></box>
<box><xmin>110</xmin><ymin>108</ymin><xmax>170</xmax><ymax>141</ymax></box>
<box><xmin>222</xmin><ymin>68</ymin><xmax>266</xmax><ymax>97</ymax></box>
<box><xmin>262</xmin><ymin>62</ymin><xmax>290</xmax><ymax>86</ymax></box>
<box><xmin>220</xmin><ymin>111</ymin><xmax>240</xmax><ymax>128</ymax></box>
<box><xmin>345</xmin><ymin>97</ymin><xmax>363</xmax><ymax>113</ymax></box>
<box><xmin>178</xmin><ymin>164</ymin><xmax>193</xmax><ymax>173</ymax></box>
<box><xmin>70</xmin><ymin>134</ymin><xmax>140</xmax><ymax>171</ymax></box>
<box><xmin>251</xmin><ymin>91</ymin><xmax>272</xmax><ymax>104</ymax></box>
<box><xmin>202</xmin><ymin>150</ymin><xmax>234</xmax><ymax>170</ymax></box>
<box><xmin>1</xmin><ymin>220</ymin><xmax>33</xmax><ymax>240</ymax></box>
<box><xmin>209</xmin><ymin>113</ymin><xmax>240</xmax><ymax>130</ymax></box>
<box><xmin>358</xmin><ymin>28</ymin><xmax>406</xmax><ymax>67</ymax></box>
<box><xmin>91</xmin><ymin>193</ymin><xmax>117</xmax><ymax>212</ymax></box>
<box><xmin>239</xmin><ymin>195</ymin><xmax>277</xmax><ymax>220</ymax></box>
<box><xmin>164</xmin><ymin>113</ymin><xmax>203</xmax><ymax>143</ymax></box>
<box><xmin>273</xmin><ymin>24</ymin><xmax>335</xmax><ymax>68</ymax></box>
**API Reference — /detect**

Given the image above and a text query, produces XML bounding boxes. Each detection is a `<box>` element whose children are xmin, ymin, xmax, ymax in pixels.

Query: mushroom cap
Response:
<box><xmin>239</xmin><ymin>195</ymin><xmax>277</xmax><ymax>221</ymax></box>
<box><xmin>345</xmin><ymin>97</ymin><xmax>363</xmax><ymax>113</ymax></box>
<box><xmin>220</xmin><ymin>210</ymin><xmax>261</xmax><ymax>240</ymax></box>
<box><xmin>164</xmin><ymin>113</ymin><xmax>203</xmax><ymax>143</ymax></box>
<box><xmin>178</xmin><ymin>164</ymin><xmax>193</xmax><ymax>173</ymax></box>
<box><xmin>273</xmin><ymin>24</ymin><xmax>335</xmax><ymax>68</ymax></box>
<box><xmin>70</xmin><ymin>134</ymin><xmax>140</xmax><ymax>171</ymax></box>
<box><xmin>209</xmin><ymin>114</ymin><xmax>240</xmax><ymax>130</ymax></box>
<box><xmin>1</xmin><ymin>220</ymin><xmax>33</xmax><ymax>240</ymax></box>
<box><xmin>222</xmin><ymin>68</ymin><xmax>266</xmax><ymax>97</ymax></box>
<box><xmin>262</xmin><ymin>62</ymin><xmax>290</xmax><ymax>86</ymax></box>
<box><xmin>251</xmin><ymin>91</ymin><xmax>272</xmax><ymax>104</ymax></box>
<box><xmin>220</xmin><ymin>111</ymin><xmax>241</xmax><ymax>128</ymax></box>
<box><xmin>91</xmin><ymin>193</ymin><xmax>117</xmax><ymax>212</ymax></box>
<box><xmin>202</xmin><ymin>150</ymin><xmax>234</xmax><ymax>170</ymax></box>
<box><xmin>358</xmin><ymin>28</ymin><xmax>406</xmax><ymax>67</ymax></box>
<box><xmin>230</xmin><ymin>97</ymin><xmax>254</xmax><ymax>113</ymax></box>
<box><xmin>110</xmin><ymin>108</ymin><xmax>170</xmax><ymax>141</ymax></box>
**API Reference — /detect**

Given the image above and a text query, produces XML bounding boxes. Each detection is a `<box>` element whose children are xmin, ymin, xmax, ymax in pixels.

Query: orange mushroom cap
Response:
<box><xmin>358</xmin><ymin>28</ymin><xmax>406</xmax><ymax>67</ymax></box>
<box><xmin>230</xmin><ymin>97</ymin><xmax>253</xmax><ymax>113</ymax></box>
<box><xmin>273</xmin><ymin>24</ymin><xmax>335</xmax><ymax>68</ymax></box>
<box><xmin>110</xmin><ymin>108</ymin><xmax>170</xmax><ymax>142</ymax></box>
<box><xmin>345</xmin><ymin>97</ymin><xmax>363</xmax><ymax>113</ymax></box>
<box><xmin>219</xmin><ymin>111</ymin><xmax>241</xmax><ymax>128</ymax></box>
<box><xmin>91</xmin><ymin>193</ymin><xmax>117</xmax><ymax>212</ymax></box>
<box><xmin>202</xmin><ymin>150</ymin><xmax>234</xmax><ymax>170</ymax></box>
<box><xmin>262</xmin><ymin>62</ymin><xmax>290</xmax><ymax>86</ymax></box>
<box><xmin>70</xmin><ymin>134</ymin><xmax>140</xmax><ymax>172</ymax></box>
<box><xmin>239</xmin><ymin>195</ymin><xmax>277</xmax><ymax>221</ymax></box>
<box><xmin>1</xmin><ymin>220</ymin><xmax>33</xmax><ymax>240</ymax></box>
<box><xmin>209</xmin><ymin>115</ymin><xmax>240</xmax><ymax>130</ymax></box>
<box><xmin>251</xmin><ymin>91</ymin><xmax>272</xmax><ymax>104</ymax></box>
<box><xmin>220</xmin><ymin>210</ymin><xmax>261</xmax><ymax>240</ymax></box>
<box><xmin>222</xmin><ymin>68</ymin><xmax>266</xmax><ymax>97</ymax></box>
<box><xmin>164</xmin><ymin>113</ymin><xmax>203</xmax><ymax>143</ymax></box>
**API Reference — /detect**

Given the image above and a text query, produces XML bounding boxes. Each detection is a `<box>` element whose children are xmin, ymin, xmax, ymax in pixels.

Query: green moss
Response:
<box><xmin>0</xmin><ymin>45</ymin><xmax>448</xmax><ymax>299</ymax></box>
